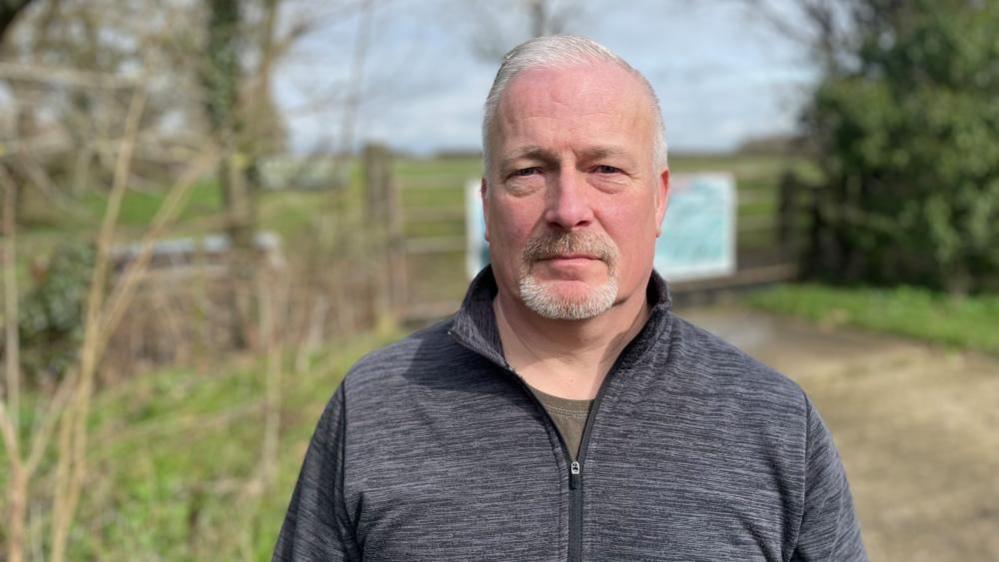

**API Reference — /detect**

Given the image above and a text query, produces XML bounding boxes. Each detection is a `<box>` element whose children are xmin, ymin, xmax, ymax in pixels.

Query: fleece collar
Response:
<box><xmin>448</xmin><ymin>265</ymin><xmax>673</xmax><ymax>370</ymax></box>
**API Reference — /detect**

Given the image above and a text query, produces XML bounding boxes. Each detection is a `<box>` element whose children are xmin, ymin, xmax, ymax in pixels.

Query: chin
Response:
<box><xmin>518</xmin><ymin>275</ymin><xmax>619</xmax><ymax>320</ymax></box>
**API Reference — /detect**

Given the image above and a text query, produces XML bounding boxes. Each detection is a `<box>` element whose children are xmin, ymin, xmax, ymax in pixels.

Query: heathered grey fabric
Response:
<box><xmin>273</xmin><ymin>267</ymin><xmax>867</xmax><ymax>561</ymax></box>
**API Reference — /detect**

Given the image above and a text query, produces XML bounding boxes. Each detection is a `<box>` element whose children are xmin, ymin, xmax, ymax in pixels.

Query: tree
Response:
<box><xmin>803</xmin><ymin>0</ymin><xmax>999</xmax><ymax>293</ymax></box>
<box><xmin>463</xmin><ymin>0</ymin><xmax>583</xmax><ymax>62</ymax></box>
<box><xmin>0</xmin><ymin>0</ymin><xmax>35</xmax><ymax>43</ymax></box>
<box><xmin>199</xmin><ymin>0</ymin><xmax>307</xmax><ymax>348</ymax></box>
<box><xmin>201</xmin><ymin>0</ymin><xmax>258</xmax><ymax>348</ymax></box>
<box><xmin>735</xmin><ymin>0</ymin><xmax>906</xmax><ymax>77</ymax></box>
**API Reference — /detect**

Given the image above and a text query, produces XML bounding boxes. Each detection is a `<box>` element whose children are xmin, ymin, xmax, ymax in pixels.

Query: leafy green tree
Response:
<box><xmin>805</xmin><ymin>0</ymin><xmax>998</xmax><ymax>293</ymax></box>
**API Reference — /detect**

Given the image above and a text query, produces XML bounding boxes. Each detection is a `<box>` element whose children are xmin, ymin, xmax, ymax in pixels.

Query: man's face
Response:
<box><xmin>483</xmin><ymin>62</ymin><xmax>669</xmax><ymax>320</ymax></box>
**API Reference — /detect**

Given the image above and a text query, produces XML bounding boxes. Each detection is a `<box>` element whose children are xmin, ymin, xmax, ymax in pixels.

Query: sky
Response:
<box><xmin>275</xmin><ymin>0</ymin><xmax>819</xmax><ymax>156</ymax></box>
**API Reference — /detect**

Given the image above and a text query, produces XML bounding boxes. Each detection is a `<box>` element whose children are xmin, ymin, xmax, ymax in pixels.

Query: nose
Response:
<box><xmin>544</xmin><ymin>169</ymin><xmax>593</xmax><ymax>230</ymax></box>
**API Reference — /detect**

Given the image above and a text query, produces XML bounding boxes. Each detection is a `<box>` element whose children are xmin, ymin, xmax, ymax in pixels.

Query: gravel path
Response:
<box><xmin>679</xmin><ymin>305</ymin><xmax>999</xmax><ymax>562</ymax></box>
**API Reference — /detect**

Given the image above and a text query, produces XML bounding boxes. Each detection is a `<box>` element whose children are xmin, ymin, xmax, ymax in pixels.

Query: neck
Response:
<box><xmin>493</xmin><ymin>285</ymin><xmax>650</xmax><ymax>400</ymax></box>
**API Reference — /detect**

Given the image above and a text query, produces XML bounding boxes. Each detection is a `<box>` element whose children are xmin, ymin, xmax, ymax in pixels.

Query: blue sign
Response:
<box><xmin>655</xmin><ymin>173</ymin><xmax>736</xmax><ymax>281</ymax></box>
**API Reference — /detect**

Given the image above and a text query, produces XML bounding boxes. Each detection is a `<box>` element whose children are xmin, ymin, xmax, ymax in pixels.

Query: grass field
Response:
<box><xmin>0</xmin><ymin>328</ymin><xmax>400</xmax><ymax>561</ymax></box>
<box><xmin>748</xmin><ymin>284</ymin><xmax>999</xmax><ymax>355</ymax></box>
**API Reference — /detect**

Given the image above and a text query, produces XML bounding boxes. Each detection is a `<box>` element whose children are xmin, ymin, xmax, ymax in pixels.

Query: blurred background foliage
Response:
<box><xmin>803</xmin><ymin>0</ymin><xmax>999</xmax><ymax>293</ymax></box>
<box><xmin>0</xmin><ymin>0</ymin><xmax>995</xmax><ymax>561</ymax></box>
<box><xmin>17</xmin><ymin>241</ymin><xmax>93</xmax><ymax>388</ymax></box>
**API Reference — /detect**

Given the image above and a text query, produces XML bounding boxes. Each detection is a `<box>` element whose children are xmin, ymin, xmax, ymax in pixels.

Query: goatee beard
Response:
<box><xmin>517</xmin><ymin>230</ymin><xmax>619</xmax><ymax>320</ymax></box>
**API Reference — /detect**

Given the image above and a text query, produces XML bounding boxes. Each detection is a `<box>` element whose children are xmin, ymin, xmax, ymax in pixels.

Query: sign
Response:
<box><xmin>465</xmin><ymin>173</ymin><xmax>737</xmax><ymax>282</ymax></box>
<box><xmin>465</xmin><ymin>179</ymin><xmax>490</xmax><ymax>279</ymax></box>
<box><xmin>655</xmin><ymin>173</ymin><xmax>736</xmax><ymax>281</ymax></box>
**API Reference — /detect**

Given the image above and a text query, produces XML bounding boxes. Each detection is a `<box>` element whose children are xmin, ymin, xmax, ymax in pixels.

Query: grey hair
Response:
<box><xmin>482</xmin><ymin>35</ymin><xmax>668</xmax><ymax>175</ymax></box>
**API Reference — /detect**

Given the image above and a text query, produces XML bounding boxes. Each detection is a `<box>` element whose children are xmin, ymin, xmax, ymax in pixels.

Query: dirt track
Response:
<box><xmin>680</xmin><ymin>306</ymin><xmax>999</xmax><ymax>562</ymax></box>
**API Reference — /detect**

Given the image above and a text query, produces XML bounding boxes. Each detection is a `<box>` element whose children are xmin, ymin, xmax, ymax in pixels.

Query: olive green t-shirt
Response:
<box><xmin>527</xmin><ymin>385</ymin><xmax>593</xmax><ymax>460</ymax></box>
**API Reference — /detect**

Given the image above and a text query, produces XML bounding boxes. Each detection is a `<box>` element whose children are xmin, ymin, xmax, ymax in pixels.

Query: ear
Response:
<box><xmin>480</xmin><ymin>177</ymin><xmax>491</xmax><ymax>242</ymax></box>
<box><xmin>655</xmin><ymin>167</ymin><xmax>670</xmax><ymax>237</ymax></box>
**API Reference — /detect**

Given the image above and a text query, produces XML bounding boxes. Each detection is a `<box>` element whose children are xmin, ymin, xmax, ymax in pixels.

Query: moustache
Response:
<box><xmin>522</xmin><ymin>230</ymin><xmax>619</xmax><ymax>267</ymax></box>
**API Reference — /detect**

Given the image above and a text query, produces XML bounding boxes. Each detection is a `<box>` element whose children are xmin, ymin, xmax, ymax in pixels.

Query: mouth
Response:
<box><xmin>538</xmin><ymin>254</ymin><xmax>600</xmax><ymax>262</ymax></box>
<box><xmin>534</xmin><ymin>254</ymin><xmax>606</xmax><ymax>272</ymax></box>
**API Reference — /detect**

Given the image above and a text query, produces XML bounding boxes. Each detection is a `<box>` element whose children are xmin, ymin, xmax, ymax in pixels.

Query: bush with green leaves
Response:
<box><xmin>18</xmin><ymin>241</ymin><xmax>95</xmax><ymax>386</ymax></box>
<box><xmin>805</xmin><ymin>0</ymin><xmax>998</xmax><ymax>293</ymax></box>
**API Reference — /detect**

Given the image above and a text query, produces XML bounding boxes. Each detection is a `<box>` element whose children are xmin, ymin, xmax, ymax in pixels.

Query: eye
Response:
<box><xmin>593</xmin><ymin>165</ymin><xmax>622</xmax><ymax>174</ymax></box>
<box><xmin>511</xmin><ymin>167</ymin><xmax>542</xmax><ymax>178</ymax></box>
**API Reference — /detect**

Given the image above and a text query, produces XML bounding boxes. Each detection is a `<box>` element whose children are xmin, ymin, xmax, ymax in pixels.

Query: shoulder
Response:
<box><xmin>337</xmin><ymin>317</ymin><xmax>505</xmax><ymax>410</ymax></box>
<box><xmin>664</xmin><ymin>314</ymin><xmax>808</xmax><ymax>408</ymax></box>
<box><xmin>660</xmin><ymin>316</ymin><xmax>864</xmax><ymax>558</ymax></box>
<box><xmin>343</xmin><ymin>318</ymin><xmax>458</xmax><ymax>389</ymax></box>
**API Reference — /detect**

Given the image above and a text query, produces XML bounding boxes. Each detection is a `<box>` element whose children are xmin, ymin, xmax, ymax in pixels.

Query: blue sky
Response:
<box><xmin>275</xmin><ymin>0</ymin><xmax>817</xmax><ymax>155</ymax></box>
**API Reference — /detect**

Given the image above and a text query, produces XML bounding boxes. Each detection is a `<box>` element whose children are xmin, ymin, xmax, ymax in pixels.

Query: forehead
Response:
<box><xmin>492</xmin><ymin>62</ymin><xmax>654</xmax><ymax>156</ymax></box>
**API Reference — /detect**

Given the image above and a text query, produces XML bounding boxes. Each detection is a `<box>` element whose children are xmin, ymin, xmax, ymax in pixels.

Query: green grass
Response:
<box><xmin>395</xmin><ymin>156</ymin><xmax>482</xmax><ymax>184</ymax></box>
<box><xmin>79</xmin><ymin>181</ymin><xmax>224</xmax><ymax>228</ymax></box>
<box><xmin>257</xmin><ymin>189</ymin><xmax>334</xmax><ymax>240</ymax></box>
<box><xmin>0</xmin><ymin>329</ymin><xmax>402</xmax><ymax>561</ymax></box>
<box><xmin>748</xmin><ymin>284</ymin><xmax>999</xmax><ymax>354</ymax></box>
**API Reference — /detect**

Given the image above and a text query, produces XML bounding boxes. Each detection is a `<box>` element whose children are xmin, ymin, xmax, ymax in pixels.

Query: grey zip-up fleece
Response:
<box><xmin>272</xmin><ymin>268</ymin><xmax>866</xmax><ymax>561</ymax></box>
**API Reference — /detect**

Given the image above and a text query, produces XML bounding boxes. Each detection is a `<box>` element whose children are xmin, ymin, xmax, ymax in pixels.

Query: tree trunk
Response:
<box><xmin>203</xmin><ymin>0</ymin><xmax>256</xmax><ymax>349</ymax></box>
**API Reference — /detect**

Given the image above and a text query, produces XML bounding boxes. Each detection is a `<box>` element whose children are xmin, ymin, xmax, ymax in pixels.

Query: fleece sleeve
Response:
<box><xmin>272</xmin><ymin>385</ymin><xmax>360</xmax><ymax>562</ymax></box>
<box><xmin>791</xmin><ymin>395</ymin><xmax>868</xmax><ymax>561</ymax></box>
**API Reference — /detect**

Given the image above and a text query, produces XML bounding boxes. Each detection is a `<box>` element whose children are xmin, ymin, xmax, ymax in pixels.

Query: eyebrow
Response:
<box><xmin>578</xmin><ymin>146</ymin><xmax>630</xmax><ymax>161</ymax></box>
<box><xmin>500</xmin><ymin>146</ymin><xmax>559</xmax><ymax>170</ymax></box>
<box><xmin>500</xmin><ymin>145</ymin><xmax>632</xmax><ymax>173</ymax></box>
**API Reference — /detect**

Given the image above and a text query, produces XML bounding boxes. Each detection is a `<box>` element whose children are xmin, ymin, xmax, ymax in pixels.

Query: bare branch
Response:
<box><xmin>0</xmin><ymin>160</ymin><xmax>26</xmax><ymax>562</ymax></box>
<box><xmin>0</xmin><ymin>61</ymin><xmax>139</xmax><ymax>89</ymax></box>
<box><xmin>25</xmin><ymin>368</ymin><xmax>77</xmax><ymax>474</ymax></box>
<box><xmin>48</xmin><ymin>84</ymin><xmax>220</xmax><ymax>561</ymax></box>
<box><xmin>0</xmin><ymin>0</ymin><xmax>35</xmax><ymax>47</ymax></box>
<box><xmin>337</xmin><ymin>0</ymin><xmax>374</xmax><ymax>159</ymax></box>
<box><xmin>0</xmin><ymin>163</ymin><xmax>20</xmax><ymax>434</ymax></box>
<box><xmin>0</xmin><ymin>392</ymin><xmax>20</xmax><ymax>462</ymax></box>
<box><xmin>97</xmin><ymin>148</ymin><xmax>221</xmax><ymax>349</ymax></box>
<box><xmin>48</xmin><ymin>85</ymin><xmax>148</xmax><ymax>562</ymax></box>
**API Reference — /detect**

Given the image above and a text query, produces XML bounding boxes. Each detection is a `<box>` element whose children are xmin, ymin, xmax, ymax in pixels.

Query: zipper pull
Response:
<box><xmin>569</xmin><ymin>461</ymin><xmax>581</xmax><ymax>490</ymax></box>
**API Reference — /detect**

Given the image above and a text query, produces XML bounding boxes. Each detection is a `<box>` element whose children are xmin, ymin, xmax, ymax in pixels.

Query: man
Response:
<box><xmin>273</xmin><ymin>35</ymin><xmax>866</xmax><ymax>561</ymax></box>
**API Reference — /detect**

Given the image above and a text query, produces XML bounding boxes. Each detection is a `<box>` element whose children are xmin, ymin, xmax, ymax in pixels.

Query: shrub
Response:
<box><xmin>805</xmin><ymin>0</ymin><xmax>999</xmax><ymax>293</ymax></box>
<box><xmin>18</xmin><ymin>241</ymin><xmax>95</xmax><ymax>386</ymax></box>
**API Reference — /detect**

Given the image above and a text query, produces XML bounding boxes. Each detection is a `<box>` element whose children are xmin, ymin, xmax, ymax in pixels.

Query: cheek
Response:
<box><xmin>490</xmin><ymin>197</ymin><xmax>542</xmax><ymax>245</ymax></box>
<box><xmin>599</xmin><ymin>196</ymin><xmax>660</xmax><ymax>266</ymax></box>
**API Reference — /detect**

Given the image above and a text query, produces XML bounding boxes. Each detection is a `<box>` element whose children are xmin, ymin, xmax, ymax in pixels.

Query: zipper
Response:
<box><xmin>506</xmin><ymin>353</ymin><xmax>630</xmax><ymax>562</ymax></box>
<box><xmin>566</xmin><ymin>344</ymin><xmax>637</xmax><ymax>561</ymax></box>
<box><xmin>509</xmin><ymin>372</ymin><xmax>584</xmax><ymax>561</ymax></box>
<box><xmin>448</xmin><ymin>326</ymin><xmax>644</xmax><ymax>562</ymax></box>
<box><xmin>568</xmin><ymin>461</ymin><xmax>583</xmax><ymax>561</ymax></box>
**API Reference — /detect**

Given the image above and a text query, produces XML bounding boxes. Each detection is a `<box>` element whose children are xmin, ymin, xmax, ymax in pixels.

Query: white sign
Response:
<box><xmin>465</xmin><ymin>173</ymin><xmax>737</xmax><ymax>282</ymax></box>
<box><xmin>655</xmin><ymin>173</ymin><xmax>737</xmax><ymax>281</ymax></box>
